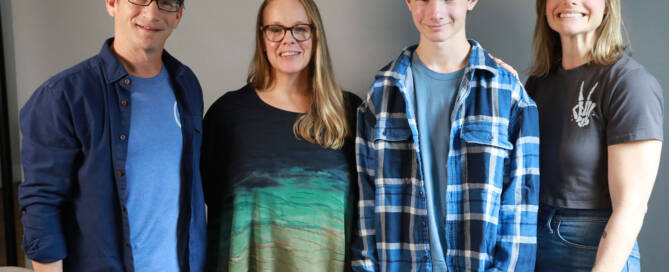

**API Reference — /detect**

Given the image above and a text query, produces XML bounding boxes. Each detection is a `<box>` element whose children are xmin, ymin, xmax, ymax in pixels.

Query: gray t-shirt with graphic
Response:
<box><xmin>525</xmin><ymin>54</ymin><xmax>663</xmax><ymax>209</ymax></box>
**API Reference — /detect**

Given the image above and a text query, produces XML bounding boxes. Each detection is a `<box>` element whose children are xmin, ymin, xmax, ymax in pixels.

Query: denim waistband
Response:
<box><xmin>539</xmin><ymin>203</ymin><xmax>612</xmax><ymax>218</ymax></box>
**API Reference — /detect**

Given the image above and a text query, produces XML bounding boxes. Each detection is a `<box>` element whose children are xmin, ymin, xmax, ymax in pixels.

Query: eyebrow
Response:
<box><xmin>265</xmin><ymin>20</ymin><xmax>311</xmax><ymax>26</ymax></box>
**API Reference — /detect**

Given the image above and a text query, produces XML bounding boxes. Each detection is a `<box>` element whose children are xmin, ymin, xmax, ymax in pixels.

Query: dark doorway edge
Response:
<box><xmin>0</xmin><ymin>3</ymin><xmax>18</xmax><ymax>266</ymax></box>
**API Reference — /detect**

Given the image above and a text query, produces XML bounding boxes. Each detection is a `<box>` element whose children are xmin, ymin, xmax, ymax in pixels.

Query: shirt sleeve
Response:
<box><xmin>491</xmin><ymin>81</ymin><xmax>540</xmax><ymax>271</ymax></box>
<box><xmin>524</xmin><ymin>76</ymin><xmax>536</xmax><ymax>98</ymax></box>
<box><xmin>604</xmin><ymin>68</ymin><xmax>664</xmax><ymax>145</ymax></box>
<box><xmin>351</xmin><ymin>97</ymin><xmax>380</xmax><ymax>272</ymax></box>
<box><xmin>200</xmin><ymin>93</ymin><xmax>231</xmax><ymax>208</ymax></box>
<box><xmin>18</xmin><ymin>85</ymin><xmax>79</xmax><ymax>262</ymax></box>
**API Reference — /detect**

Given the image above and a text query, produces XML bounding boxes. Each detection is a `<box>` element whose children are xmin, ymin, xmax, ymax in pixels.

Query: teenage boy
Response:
<box><xmin>352</xmin><ymin>0</ymin><xmax>540</xmax><ymax>271</ymax></box>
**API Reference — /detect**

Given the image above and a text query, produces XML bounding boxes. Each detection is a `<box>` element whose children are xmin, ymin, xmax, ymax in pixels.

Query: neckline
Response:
<box><xmin>249</xmin><ymin>85</ymin><xmax>307</xmax><ymax>115</ymax></box>
<box><xmin>128</xmin><ymin>65</ymin><xmax>167</xmax><ymax>81</ymax></box>
<box><xmin>558</xmin><ymin>61</ymin><xmax>591</xmax><ymax>73</ymax></box>
<box><xmin>411</xmin><ymin>52</ymin><xmax>465</xmax><ymax>81</ymax></box>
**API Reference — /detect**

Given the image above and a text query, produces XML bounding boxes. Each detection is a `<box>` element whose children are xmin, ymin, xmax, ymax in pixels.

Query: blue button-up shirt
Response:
<box><xmin>352</xmin><ymin>40</ymin><xmax>540</xmax><ymax>272</ymax></box>
<box><xmin>18</xmin><ymin>38</ymin><xmax>206</xmax><ymax>271</ymax></box>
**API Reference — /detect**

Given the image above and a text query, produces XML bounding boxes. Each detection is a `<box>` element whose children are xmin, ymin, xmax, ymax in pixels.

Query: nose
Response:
<box><xmin>281</xmin><ymin>29</ymin><xmax>298</xmax><ymax>45</ymax></box>
<box><xmin>141</xmin><ymin>0</ymin><xmax>161</xmax><ymax>19</ymax></box>
<box><xmin>563</xmin><ymin>0</ymin><xmax>579</xmax><ymax>7</ymax></box>
<box><xmin>426</xmin><ymin>0</ymin><xmax>447</xmax><ymax>22</ymax></box>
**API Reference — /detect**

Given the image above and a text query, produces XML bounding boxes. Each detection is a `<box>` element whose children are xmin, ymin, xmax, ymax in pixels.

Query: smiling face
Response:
<box><xmin>545</xmin><ymin>0</ymin><xmax>607</xmax><ymax>39</ymax></box>
<box><xmin>406</xmin><ymin>0</ymin><xmax>476</xmax><ymax>44</ymax></box>
<box><xmin>106</xmin><ymin>0</ymin><xmax>182</xmax><ymax>54</ymax></box>
<box><xmin>262</xmin><ymin>0</ymin><xmax>314</xmax><ymax>78</ymax></box>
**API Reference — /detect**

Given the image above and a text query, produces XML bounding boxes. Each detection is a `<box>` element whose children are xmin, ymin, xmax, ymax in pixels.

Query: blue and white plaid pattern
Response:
<box><xmin>352</xmin><ymin>40</ymin><xmax>540</xmax><ymax>272</ymax></box>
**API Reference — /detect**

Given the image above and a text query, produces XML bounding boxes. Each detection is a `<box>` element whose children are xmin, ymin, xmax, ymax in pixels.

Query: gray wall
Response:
<box><xmin>2</xmin><ymin>0</ymin><xmax>667</xmax><ymax>269</ymax></box>
<box><xmin>619</xmin><ymin>2</ymin><xmax>669</xmax><ymax>270</ymax></box>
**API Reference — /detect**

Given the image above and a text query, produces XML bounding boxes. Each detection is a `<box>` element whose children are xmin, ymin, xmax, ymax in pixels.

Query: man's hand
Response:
<box><xmin>32</xmin><ymin>260</ymin><xmax>63</xmax><ymax>272</ymax></box>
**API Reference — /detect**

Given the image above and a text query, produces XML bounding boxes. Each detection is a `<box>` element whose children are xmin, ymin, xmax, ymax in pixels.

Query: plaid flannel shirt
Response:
<box><xmin>352</xmin><ymin>40</ymin><xmax>540</xmax><ymax>272</ymax></box>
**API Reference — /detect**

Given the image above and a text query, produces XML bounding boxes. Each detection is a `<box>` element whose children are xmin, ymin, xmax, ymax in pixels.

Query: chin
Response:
<box><xmin>420</xmin><ymin>30</ymin><xmax>451</xmax><ymax>42</ymax></box>
<box><xmin>279</xmin><ymin>69</ymin><xmax>307</xmax><ymax>76</ymax></box>
<box><xmin>556</xmin><ymin>28</ymin><xmax>590</xmax><ymax>37</ymax></box>
<box><xmin>426</xmin><ymin>34</ymin><xmax>451</xmax><ymax>43</ymax></box>
<box><xmin>132</xmin><ymin>39</ymin><xmax>157</xmax><ymax>52</ymax></box>
<box><xmin>140</xmin><ymin>44</ymin><xmax>160</xmax><ymax>53</ymax></box>
<box><xmin>278</xmin><ymin>64</ymin><xmax>309</xmax><ymax>74</ymax></box>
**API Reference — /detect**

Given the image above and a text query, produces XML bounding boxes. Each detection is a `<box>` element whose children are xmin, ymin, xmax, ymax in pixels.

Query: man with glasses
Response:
<box><xmin>18</xmin><ymin>0</ymin><xmax>205</xmax><ymax>271</ymax></box>
<box><xmin>352</xmin><ymin>0</ymin><xmax>540</xmax><ymax>271</ymax></box>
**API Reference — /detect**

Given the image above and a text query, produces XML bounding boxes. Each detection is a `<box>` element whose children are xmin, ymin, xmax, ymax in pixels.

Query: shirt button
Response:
<box><xmin>423</xmin><ymin>255</ymin><xmax>429</xmax><ymax>261</ymax></box>
<box><xmin>124</xmin><ymin>78</ymin><xmax>131</xmax><ymax>85</ymax></box>
<box><xmin>419</xmin><ymin>191</ymin><xmax>424</xmax><ymax>197</ymax></box>
<box><xmin>422</xmin><ymin>221</ymin><xmax>427</xmax><ymax>227</ymax></box>
<box><xmin>121</xmin><ymin>206</ymin><xmax>127</xmax><ymax>212</ymax></box>
<box><xmin>488</xmin><ymin>135</ymin><xmax>494</xmax><ymax>141</ymax></box>
<box><xmin>121</xmin><ymin>100</ymin><xmax>128</xmax><ymax>107</ymax></box>
<box><xmin>116</xmin><ymin>171</ymin><xmax>124</xmax><ymax>177</ymax></box>
<box><xmin>120</xmin><ymin>134</ymin><xmax>127</xmax><ymax>141</ymax></box>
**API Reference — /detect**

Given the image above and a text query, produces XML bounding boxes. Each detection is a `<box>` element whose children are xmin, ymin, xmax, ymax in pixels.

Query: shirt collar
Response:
<box><xmin>466</xmin><ymin>39</ymin><xmax>499</xmax><ymax>77</ymax></box>
<box><xmin>99</xmin><ymin>37</ymin><xmax>185</xmax><ymax>84</ymax></box>
<box><xmin>385</xmin><ymin>39</ymin><xmax>499</xmax><ymax>83</ymax></box>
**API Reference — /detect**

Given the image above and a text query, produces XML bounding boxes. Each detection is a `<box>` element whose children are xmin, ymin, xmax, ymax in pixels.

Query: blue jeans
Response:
<box><xmin>536</xmin><ymin>204</ymin><xmax>641</xmax><ymax>272</ymax></box>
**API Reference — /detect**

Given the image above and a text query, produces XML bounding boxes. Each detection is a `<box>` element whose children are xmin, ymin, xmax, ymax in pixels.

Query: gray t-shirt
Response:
<box><xmin>525</xmin><ymin>54</ymin><xmax>663</xmax><ymax>209</ymax></box>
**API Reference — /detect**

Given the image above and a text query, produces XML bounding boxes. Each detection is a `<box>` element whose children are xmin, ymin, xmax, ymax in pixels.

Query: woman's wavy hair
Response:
<box><xmin>529</xmin><ymin>0</ymin><xmax>628</xmax><ymax>77</ymax></box>
<box><xmin>247</xmin><ymin>0</ymin><xmax>349</xmax><ymax>150</ymax></box>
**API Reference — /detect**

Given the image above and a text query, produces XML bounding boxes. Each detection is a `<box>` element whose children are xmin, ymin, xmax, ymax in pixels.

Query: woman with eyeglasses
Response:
<box><xmin>525</xmin><ymin>0</ymin><xmax>663</xmax><ymax>271</ymax></box>
<box><xmin>200</xmin><ymin>0</ymin><xmax>361</xmax><ymax>271</ymax></box>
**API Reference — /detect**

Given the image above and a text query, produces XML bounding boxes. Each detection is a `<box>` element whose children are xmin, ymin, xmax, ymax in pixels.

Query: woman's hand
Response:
<box><xmin>489</xmin><ymin>53</ymin><xmax>520</xmax><ymax>79</ymax></box>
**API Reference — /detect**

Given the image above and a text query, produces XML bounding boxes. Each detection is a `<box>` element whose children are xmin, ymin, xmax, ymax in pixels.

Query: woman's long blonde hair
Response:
<box><xmin>248</xmin><ymin>0</ymin><xmax>349</xmax><ymax>150</ymax></box>
<box><xmin>529</xmin><ymin>0</ymin><xmax>628</xmax><ymax>77</ymax></box>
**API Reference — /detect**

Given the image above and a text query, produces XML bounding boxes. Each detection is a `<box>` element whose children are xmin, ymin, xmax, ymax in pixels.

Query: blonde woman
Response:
<box><xmin>200</xmin><ymin>0</ymin><xmax>361</xmax><ymax>271</ymax></box>
<box><xmin>525</xmin><ymin>0</ymin><xmax>663</xmax><ymax>271</ymax></box>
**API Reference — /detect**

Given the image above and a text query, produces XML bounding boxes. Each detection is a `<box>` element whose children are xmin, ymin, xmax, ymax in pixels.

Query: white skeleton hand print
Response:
<box><xmin>572</xmin><ymin>81</ymin><xmax>598</xmax><ymax>127</ymax></box>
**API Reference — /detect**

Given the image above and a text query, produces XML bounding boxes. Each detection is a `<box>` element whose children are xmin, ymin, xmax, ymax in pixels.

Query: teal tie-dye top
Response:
<box><xmin>201</xmin><ymin>85</ymin><xmax>361</xmax><ymax>272</ymax></box>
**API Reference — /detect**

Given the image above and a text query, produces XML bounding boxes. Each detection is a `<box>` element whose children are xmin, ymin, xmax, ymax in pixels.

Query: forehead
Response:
<box><xmin>547</xmin><ymin>0</ymin><xmax>606</xmax><ymax>5</ymax></box>
<box><xmin>410</xmin><ymin>0</ymin><xmax>468</xmax><ymax>4</ymax></box>
<box><xmin>408</xmin><ymin>0</ymin><xmax>472</xmax><ymax>13</ymax></box>
<box><xmin>263</xmin><ymin>0</ymin><xmax>310</xmax><ymax>25</ymax></box>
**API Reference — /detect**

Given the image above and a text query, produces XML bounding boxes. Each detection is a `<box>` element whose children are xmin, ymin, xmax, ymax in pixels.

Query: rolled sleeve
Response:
<box><xmin>19</xmin><ymin>85</ymin><xmax>79</xmax><ymax>262</ymax></box>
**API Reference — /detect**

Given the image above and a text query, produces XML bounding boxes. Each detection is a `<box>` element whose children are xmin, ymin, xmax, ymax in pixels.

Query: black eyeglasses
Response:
<box><xmin>261</xmin><ymin>24</ymin><xmax>314</xmax><ymax>42</ymax></box>
<box><xmin>127</xmin><ymin>0</ymin><xmax>183</xmax><ymax>12</ymax></box>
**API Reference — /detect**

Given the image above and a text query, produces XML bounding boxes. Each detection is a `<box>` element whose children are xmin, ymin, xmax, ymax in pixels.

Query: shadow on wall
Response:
<box><xmin>467</xmin><ymin>0</ymin><xmax>536</xmax><ymax>82</ymax></box>
<box><xmin>317</xmin><ymin>0</ymin><xmax>415</xmax><ymax>97</ymax></box>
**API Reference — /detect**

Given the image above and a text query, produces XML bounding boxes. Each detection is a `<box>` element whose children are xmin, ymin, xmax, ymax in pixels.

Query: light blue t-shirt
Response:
<box><xmin>125</xmin><ymin>67</ymin><xmax>182</xmax><ymax>271</ymax></box>
<box><xmin>411</xmin><ymin>52</ymin><xmax>465</xmax><ymax>270</ymax></box>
